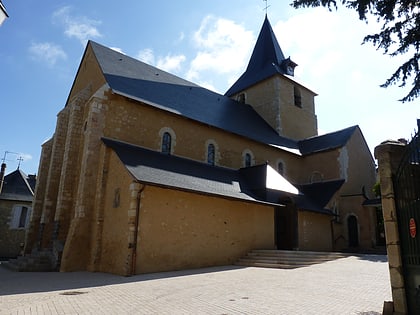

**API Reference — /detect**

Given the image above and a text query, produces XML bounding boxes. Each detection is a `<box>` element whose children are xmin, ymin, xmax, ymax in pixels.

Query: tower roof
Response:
<box><xmin>225</xmin><ymin>15</ymin><xmax>296</xmax><ymax>97</ymax></box>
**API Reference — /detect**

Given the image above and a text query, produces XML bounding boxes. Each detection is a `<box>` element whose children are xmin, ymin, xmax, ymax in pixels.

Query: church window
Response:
<box><xmin>278</xmin><ymin>161</ymin><xmax>284</xmax><ymax>175</ymax></box>
<box><xmin>207</xmin><ymin>144</ymin><xmax>215</xmax><ymax>165</ymax></box>
<box><xmin>162</xmin><ymin>132</ymin><xmax>171</xmax><ymax>154</ymax></box>
<box><xmin>245</xmin><ymin>154</ymin><xmax>251</xmax><ymax>167</ymax></box>
<box><xmin>242</xmin><ymin>150</ymin><xmax>255</xmax><ymax>167</ymax></box>
<box><xmin>159</xmin><ymin>127</ymin><xmax>176</xmax><ymax>155</ymax></box>
<box><xmin>237</xmin><ymin>93</ymin><xmax>246</xmax><ymax>104</ymax></box>
<box><xmin>294</xmin><ymin>86</ymin><xmax>302</xmax><ymax>108</ymax></box>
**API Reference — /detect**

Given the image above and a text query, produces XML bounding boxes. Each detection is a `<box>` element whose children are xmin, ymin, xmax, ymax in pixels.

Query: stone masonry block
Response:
<box><xmin>381</xmin><ymin>198</ymin><xmax>397</xmax><ymax>221</ymax></box>
<box><xmin>387</xmin><ymin>244</ymin><xmax>402</xmax><ymax>268</ymax></box>
<box><xmin>392</xmin><ymin>287</ymin><xmax>407</xmax><ymax>315</ymax></box>
<box><xmin>384</xmin><ymin>221</ymin><xmax>400</xmax><ymax>244</ymax></box>
<box><xmin>389</xmin><ymin>267</ymin><xmax>405</xmax><ymax>288</ymax></box>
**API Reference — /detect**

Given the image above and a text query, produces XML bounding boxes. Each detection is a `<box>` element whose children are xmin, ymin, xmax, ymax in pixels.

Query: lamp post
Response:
<box><xmin>0</xmin><ymin>1</ymin><xmax>8</xmax><ymax>26</ymax></box>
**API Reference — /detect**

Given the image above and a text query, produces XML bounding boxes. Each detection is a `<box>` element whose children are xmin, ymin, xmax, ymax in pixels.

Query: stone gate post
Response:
<box><xmin>375</xmin><ymin>140</ymin><xmax>407</xmax><ymax>315</ymax></box>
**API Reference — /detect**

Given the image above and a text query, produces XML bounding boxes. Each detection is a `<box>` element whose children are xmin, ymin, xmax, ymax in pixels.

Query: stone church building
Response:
<box><xmin>24</xmin><ymin>16</ymin><xmax>378</xmax><ymax>275</ymax></box>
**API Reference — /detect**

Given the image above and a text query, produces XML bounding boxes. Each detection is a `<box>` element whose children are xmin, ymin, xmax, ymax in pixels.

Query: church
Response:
<box><xmin>24</xmin><ymin>16</ymin><xmax>378</xmax><ymax>275</ymax></box>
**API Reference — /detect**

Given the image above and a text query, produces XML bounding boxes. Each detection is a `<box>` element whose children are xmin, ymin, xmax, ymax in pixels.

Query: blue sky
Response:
<box><xmin>0</xmin><ymin>0</ymin><xmax>418</xmax><ymax>175</ymax></box>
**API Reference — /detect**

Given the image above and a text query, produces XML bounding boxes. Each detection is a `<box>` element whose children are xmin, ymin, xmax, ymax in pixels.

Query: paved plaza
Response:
<box><xmin>0</xmin><ymin>255</ymin><xmax>392</xmax><ymax>315</ymax></box>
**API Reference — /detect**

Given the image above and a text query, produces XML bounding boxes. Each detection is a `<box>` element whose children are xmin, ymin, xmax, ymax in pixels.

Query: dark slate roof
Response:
<box><xmin>84</xmin><ymin>41</ymin><xmax>359</xmax><ymax>157</ymax></box>
<box><xmin>298</xmin><ymin>126</ymin><xmax>358</xmax><ymax>155</ymax></box>
<box><xmin>0</xmin><ymin>169</ymin><xmax>35</xmax><ymax>202</ymax></box>
<box><xmin>89</xmin><ymin>41</ymin><xmax>298</xmax><ymax>151</ymax></box>
<box><xmin>297</xmin><ymin>179</ymin><xmax>345</xmax><ymax>209</ymax></box>
<box><xmin>103</xmin><ymin>137</ymin><xmax>265</xmax><ymax>204</ymax></box>
<box><xmin>225</xmin><ymin>15</ymin><xmax>295</xmax><ymax>97</ymax></box>
<box><xmin>102</xmin><ymin>138</ymin><xmax>335</xmax><ymax>216</ymax></box>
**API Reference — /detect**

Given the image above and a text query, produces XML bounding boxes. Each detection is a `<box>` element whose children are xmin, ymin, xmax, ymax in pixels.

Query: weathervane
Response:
<box><xmin>263</xmin><ymin>0</ymin><xmax>270</xmax><ymax>15</ymax></box>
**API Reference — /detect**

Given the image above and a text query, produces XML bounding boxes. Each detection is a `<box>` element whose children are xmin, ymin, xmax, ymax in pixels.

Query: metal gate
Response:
<box><xmin>394</xmin><ymin>123</ymin><xmax>420</xmax><ymax>314</ymax></box>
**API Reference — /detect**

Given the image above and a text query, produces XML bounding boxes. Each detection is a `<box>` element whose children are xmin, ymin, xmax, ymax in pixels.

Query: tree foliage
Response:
<box><xmin>290</xmin><ymin>0</ymin><xmax>420</xmax><ymax>102</ymax></box>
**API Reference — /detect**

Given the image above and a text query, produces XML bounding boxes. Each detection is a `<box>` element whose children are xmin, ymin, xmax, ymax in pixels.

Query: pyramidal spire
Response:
<box><xmin>246</xmin><ymin>15</ymin><xmax>285</xmax><ymax>72</ymax></box>
<box><xmin>225</xmin><ymin>16</ymin><xmax>297</xmax><ymax>97</ymax></box>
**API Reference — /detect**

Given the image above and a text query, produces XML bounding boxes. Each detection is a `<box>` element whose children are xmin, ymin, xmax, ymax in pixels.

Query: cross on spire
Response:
<box><xmin>263</xmin><ymin>0</ymin><xmax>270</xmax><ymax>15</ymax></box>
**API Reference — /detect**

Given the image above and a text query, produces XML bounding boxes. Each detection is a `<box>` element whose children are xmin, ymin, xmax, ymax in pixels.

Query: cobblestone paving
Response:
<box><xmin>0</xmin><ymin>255</ymin><xmax>392</xmax><ymax>315</ymax></box>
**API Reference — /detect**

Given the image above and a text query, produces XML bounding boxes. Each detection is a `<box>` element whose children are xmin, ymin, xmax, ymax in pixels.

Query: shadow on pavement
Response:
<box><xmin>354</xmin><ymin>254</ymin><xmax>388</xmax><ymax>263</ymax></box>
<box><xmin>0</xmin><ymin>263</ymin><xmax>244</xmax><ymax>296</ymax></box>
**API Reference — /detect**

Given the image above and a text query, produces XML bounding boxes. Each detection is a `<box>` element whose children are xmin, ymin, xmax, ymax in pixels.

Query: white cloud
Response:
<box><xmin>110</xmin><ymin>47</ymin><xmax>125</xmax><ymax>54</ymax></box>
<box><xmin>53</xmin><ymin>6</ymin><xmax>102</xmax><ymax>45</ymax></box>
<box><xmin>29</xmin><ymin>42</ymin><xmax>67</xmax><ymax>66</ymax></box>
<box><xmin>136</xmin><ymin>48</ymin><xmax>185</xmax><ymax>73</ymax></box>
<box><xmin>137</xmin><ymin>48</ymin><xmax>155</xmax><ymax>64</ymax></box>
<box><xmin>157</xmin><ymin>54</ymin><xmax>186</xmax><ymax>73</ymax></box>
<box><xmin>186</xmin><ymin>15</ymin><xmax>255</xmax><ymax>89</ymax></box>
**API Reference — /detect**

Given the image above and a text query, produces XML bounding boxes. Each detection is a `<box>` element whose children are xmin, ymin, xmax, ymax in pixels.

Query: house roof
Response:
<box><xmin>90</xmin><ymin>41</ymin><xmax>298</xmax><ymax>151</ymax></box>
<box><xmin>225</xmin><ymin>15</ymin><xmax>296</xmax><ymax>97</ymax></box>
<box><xmin>0</xmin><ymin>169</ymin><xmax>35</xmax><ymax>202</ymax></box>
<box><xmin>103</xmin><ymin>137</ymin><xmax>335</xmax><ymax>216</ymax></box>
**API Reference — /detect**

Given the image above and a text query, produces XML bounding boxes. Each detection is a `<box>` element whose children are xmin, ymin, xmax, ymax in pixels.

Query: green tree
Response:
<box><xmin>290</xmin><ymin>0</ymin><xmax>419</xmax><ymax>102</ymax></box>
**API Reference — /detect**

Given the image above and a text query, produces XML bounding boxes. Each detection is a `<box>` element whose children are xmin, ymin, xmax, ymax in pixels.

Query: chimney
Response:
<box><xmin>0</xmin><ymin>163</ymin><xmax>6</xmax><ymax>194</ymax></box>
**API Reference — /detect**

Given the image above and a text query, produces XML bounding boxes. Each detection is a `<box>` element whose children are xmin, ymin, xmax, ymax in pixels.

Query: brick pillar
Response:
<box><xmin>39</xmin><ymin>108</ymin><xmax>69</xmax><ymax>249</ymax></box>
<box><xmin>375</xmin><ymin>140</ymin><xmax>407</xmax><ymax>315</ymax></box>
<box><xmin>24</xmin><ymin>139</ymin><xmax>53</xmax><ymax>253</ymax></box>
<box><xmin>60</xmin><ymin>96</ymin><xmax>106</xmax><ymax>272</ymax></box>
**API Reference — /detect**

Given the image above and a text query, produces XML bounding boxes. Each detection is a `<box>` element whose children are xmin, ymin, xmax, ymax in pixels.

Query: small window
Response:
<box><xmin>10</xmin><ymin>205</ymin><xmax>32</xmax><ymax>229</ymax></box>
<box><xmin>294</xmin><ymin>86</ymin><xmax>302</xmax><ymax>108</ymax></box>
<box><xmin>207</xmin><ymin>144</ymin><xmax>215</xmax><ymax>165</ymax></box>
<box><xmin>278</xmin><ymin>162</ymin><xmax>284</xmax><ymax>175</ymax></box>
<box><xmin>18</xmin><ymin>207</ymin><xmax>28</xmax><ymax>228</ymax></box>
<box><xmin>244</xmin><ymin>153</ymin><xmax>252</xmax><ymax>167</ymax></box>
<box><xmin>237</xmin><ymin>93</ymin><xmax>246</xmax><ymax>104</ymax></box>
<box><xmin>242</xmin><ymin>150</ymin><xmax>255</xmax><ymax>167</ymax></box>
<box><xmin>162</xmin><ymin>132</ymin><xmax>172</xmax><ymax>154</ymax></box>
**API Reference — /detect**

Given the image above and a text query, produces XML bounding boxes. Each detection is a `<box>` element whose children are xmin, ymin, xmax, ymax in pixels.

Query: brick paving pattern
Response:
<box><xmin>0</xmin><ymin>255</ymin><xmax>392</xmax><ymax>315</ymax></box>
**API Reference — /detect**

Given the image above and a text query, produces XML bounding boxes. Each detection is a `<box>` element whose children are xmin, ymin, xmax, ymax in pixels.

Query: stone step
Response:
<box><xmin>235</xmin><ymin>249</ymin><xmax>351</xmax><ymax>269</ymax></box>
<box><xmin>2</xmin><ymin>250</ymin><xmax>56</xmax><ymax>272</ymax></box>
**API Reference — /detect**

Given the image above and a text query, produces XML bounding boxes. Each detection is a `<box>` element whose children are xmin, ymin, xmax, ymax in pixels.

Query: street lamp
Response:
<box><xmin>0</xmin><ymin>1</ymin><xmax>8</xmax><ymax>26</ymax></box>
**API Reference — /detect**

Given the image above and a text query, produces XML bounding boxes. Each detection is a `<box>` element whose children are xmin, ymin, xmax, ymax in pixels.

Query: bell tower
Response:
<box><xmin>225</xmin><ymin>15</ymin><xmax>318</xmax><ymax>140</ymax></box>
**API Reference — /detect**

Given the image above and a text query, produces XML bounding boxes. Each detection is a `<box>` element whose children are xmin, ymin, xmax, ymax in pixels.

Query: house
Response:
<box><xmin>23</xmin><ymin>16</ymin><xmax>378</xmax><ymax>275</ymax></box>
<box><xmin>0</xmin><ymin>163</ymin><xmax>35</xmax><ymax>258</ymax></box>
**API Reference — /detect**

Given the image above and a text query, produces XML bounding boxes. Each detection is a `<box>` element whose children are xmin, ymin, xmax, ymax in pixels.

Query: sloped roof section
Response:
<box><xmin>103</xmin><ymin>138</ymin><xmax>304</xmax><ymax>206</ymax></box>
<box><xmin>225</xmin><ymin>15</ymin><xmax>294</xmax><ymax>96</ymax></box>
<box><xmin>298</xmin><ymin>126</ymin><xmax>358</xmax><ymax>155</ymax></box>
<box><xmin>297</xmin><ymin>179</ymin><xmax>345</xmax><ymax>209</ymax></box>
<box><xmin>0</xmin><ymin>169</ymin><xmax>35</xmax><ymax>202</ymax></box>
<box><xmin>89</xmin><ymin>41</ymin><xmax>298</xmax><ymax>151</ymax></box>
<box><xmin>103</xmin><ymin>138</ymin><xmax>335</xmax><ymax>216</ymax></box>
<box><xmin>103</xmin><ymin>138</ymin><xmax>268</xmax><ymax>204</ymax></box>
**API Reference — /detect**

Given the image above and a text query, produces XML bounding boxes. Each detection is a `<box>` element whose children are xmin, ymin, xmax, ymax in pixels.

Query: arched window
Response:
<box><xmin>162</xmin><ymin>132</ymin><xmax>171</xmax><ymax>154</ymax></box>
<box><xmin>278</xmin><ymin>161</ymin><xmax>284</xmax><ymax>175</ymax></box>
<box><xmin>237</xmin><ymin>93</ymin><xmax>246</xmax><ymax>104</ymax></box>
<box><xmin>242</xmin><ymin>150</ymin><xmax>254</xmax><ymax>167</ymax></box>
<box><xmin>207</xmin><ymin>143</ymin><xmax>215</xmax><ymax>165</ymax></box>
<box><xmin>294</xmin><ymin>86</ymin><xmax>302</xmax><ymax>108</ymax></box>
<box><xmin>244</xmin><ymin>153</ymin><xmax>252</xmax><ymax>167</ymax></box>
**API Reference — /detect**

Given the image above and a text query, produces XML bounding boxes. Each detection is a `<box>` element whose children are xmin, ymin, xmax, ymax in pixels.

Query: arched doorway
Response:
<box><xmin>347</xmin><ymin>215</ymin><xmax>359</xmax><ymax>247</ymax></box>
